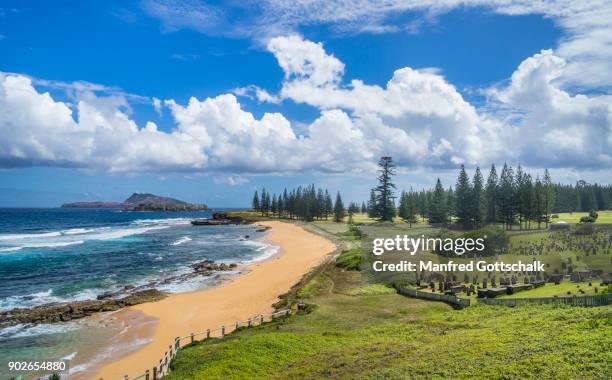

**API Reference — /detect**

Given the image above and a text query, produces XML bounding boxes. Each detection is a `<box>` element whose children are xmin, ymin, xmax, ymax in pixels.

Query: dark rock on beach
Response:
<box><xmin>191</xmin><ymin>260</ymin><xmax>238</xmax><ymax>272</ymax></box>
<box><xmin>191</xmin><ymin>212</ymin><xmax>252</xmax><ymax>226</ymax></box>
<box><xmin>0</xmin><ymin>289</ymin><xmax>166</xmax><ymax>326</ymax></box>
<box><xmin>1</xmin><ymin>259</ymin><xmax>241</xmax><ymax>327</ymax></box>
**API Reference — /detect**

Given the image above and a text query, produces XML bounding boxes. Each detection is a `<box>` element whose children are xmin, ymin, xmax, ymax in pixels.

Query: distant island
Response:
<box><xmin>61</xmin><ymin>193</ymin><xmax>209</xmax><ymax>211</ymax></box>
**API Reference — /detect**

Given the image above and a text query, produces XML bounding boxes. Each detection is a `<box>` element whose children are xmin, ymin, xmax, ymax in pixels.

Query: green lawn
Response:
<box><xmin>499</xmin><ymin>281</ymin><xmax>603</xmax><ymax>299</ymax></box>
<box><xmin>167</xmin><ymin>224</ymin><xmax>612</xmax><ymax>379</ymax></box>
<box><xmin>554</xmin><ymin>210</ymin><xmax>612</xmax><ymax>224</ymax></box>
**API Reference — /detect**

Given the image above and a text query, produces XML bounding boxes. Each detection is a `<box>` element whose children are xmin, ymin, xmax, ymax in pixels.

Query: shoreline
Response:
<box><xmin>81</xmin><ymin>220</ymin><xmax>335</xmax><ymax>379</ymax></box>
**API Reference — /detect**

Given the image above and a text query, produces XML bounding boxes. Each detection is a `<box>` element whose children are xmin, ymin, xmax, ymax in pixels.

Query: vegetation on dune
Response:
<box><xmin>335</xmin><ymin>248</ymin><xmax>362</xmax><ymax>270</ymax></box>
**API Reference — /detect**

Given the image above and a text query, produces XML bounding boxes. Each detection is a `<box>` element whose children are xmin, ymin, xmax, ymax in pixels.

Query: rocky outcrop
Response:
<box><xmin>0</xmin><ymin>289</ymin><xmax>166</xmax><ymax>326</ymax></box>
<box><xmin>191</xmin><ymin>260</ymin><xmax>238</xmax><ymax>272</ymax></box>
<box><xmin>191</xmin><ymin>213</ymin><xmax>253</xmax><ymax>226</ymax></box>
<box><xmin>1</xmin><ymin>260</ymin><xmax>240</xmax><ymax>327</ymax></box>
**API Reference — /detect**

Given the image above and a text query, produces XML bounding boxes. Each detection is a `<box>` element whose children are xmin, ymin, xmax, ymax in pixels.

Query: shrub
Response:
<box><xmin>336</xmin><ymin>248</ymin><xmax>362</xmax><ymax>270</ymax></box>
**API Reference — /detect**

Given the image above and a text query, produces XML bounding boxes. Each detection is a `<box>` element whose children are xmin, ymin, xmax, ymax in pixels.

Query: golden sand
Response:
<box><xmin>88</xmin><ymin>221</ymin><xmax>335</xmax><ymax>379</ymax></box>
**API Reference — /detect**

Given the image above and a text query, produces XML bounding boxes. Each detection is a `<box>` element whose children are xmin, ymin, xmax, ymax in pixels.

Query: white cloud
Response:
<box><xmin>213</xmin><ymin>175</ymin><xmax>249</xmax><ymax>185</ymax></box>
<box><xmin>265</xmin><ymin>35</ymin><xmax>504</xmax><ymax>168</ymax></box>
<box><xmin>1</xmin><ymin>35</ymin><xmax>610</xmax><ymax>174</ymax></box>
<box><xmin>488</xmin><ymin>49</ymin><xmax>612</xmax><ymax>169</ymax></box>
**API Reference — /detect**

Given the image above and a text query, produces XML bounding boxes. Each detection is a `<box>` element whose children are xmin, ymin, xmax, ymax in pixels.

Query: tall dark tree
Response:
<box><xmin>324</xmin><ymin>190</ymin><xmax>333</xmax><ymax>220</ymax></box>
<box><xmin>252</xmin><ymin>190</ymin><xmax>260</xmax><ymax>212</ymax></box>
<box><xmin>543</xmin><ymin>169</ymin><xmax>555</xmax><ymax>227</ymax></box>
<box><xmin>367</xmin><ymin>189</ymin><xmax>378</xmax><ymax>218</ymax></box>
<box><xmin>472</xmin><ymin>167</ymin><xmax>485</xmax><ymax>227</ymax></box>
<box><xmin>428</xmin><ymin>179</ymin><xmax>447</xmax><ymax>224</ymax></box>
<box><xmin>498</xmin><ymin>163</ymin><xmax>516</xmax><ymax>229</ymax></box>
<box><xmin>333</xmin><ymin>192</ymin><xmax>345</xmax><ymax>223</ymax></box>
<box><xmin>455</xmin><ymin>165</ymin><xmax>472</xmax><ymax>227</ymax></box>
<box><xmin>271</xmin><ymin>194</ymin><xmax>278</xmax><ymax>216</ymax></box>
<box><xmin>373</xmin><ymin>156</ymin><xmax>397</xmax><ymax>221</ymax></box>
<box><xmin>446</xmin><ymin>187</ymin><xmax>455</xmax><ymax>224</ymax></box>
<box><xmin>361</xmin><ymin>201</ymin><xmax>367</xmax><ymax>214</ymax></box>
<box><xmin>485</xmin><ymin>164</ymin><xmax>498</xmax><ymax>224</ymax></box>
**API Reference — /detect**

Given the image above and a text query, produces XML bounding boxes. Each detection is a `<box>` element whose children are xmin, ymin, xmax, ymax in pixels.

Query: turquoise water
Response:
<box><xmin>0</xmin><ymin>208</ymin><xmax>275</xmax><ymax>377</ymax></box>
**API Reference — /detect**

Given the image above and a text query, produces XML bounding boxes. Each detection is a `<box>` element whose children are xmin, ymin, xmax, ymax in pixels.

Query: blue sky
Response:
<box><xmin>0</xmin><ymin>1</ymin><xmax>611</xmax><ymax>207</ymax></box>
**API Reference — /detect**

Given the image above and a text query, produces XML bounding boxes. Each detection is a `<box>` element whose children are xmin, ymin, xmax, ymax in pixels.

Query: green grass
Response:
<box><xmin>335</xmin><ymin>248</ymin><xmax>363</xmax><ymax>270</ymax></box>
<box><xmin>499</xmin><ymin>281</ymin><xmax>604</xmax><ymax>299</ymax></box>
<box><xmin>554</xmin><ymin>210</ymin><xmax>612</xmax><ymax>224</ymax></box>
<box><xmin>167</xmin><ymin>270</ymin><xmax>611</xmax><ymax>379</ymax></box>
<box><xmin>167</xmin><ymin>225</ymin><xmax>612</xmax><ymax>379</ymax></box>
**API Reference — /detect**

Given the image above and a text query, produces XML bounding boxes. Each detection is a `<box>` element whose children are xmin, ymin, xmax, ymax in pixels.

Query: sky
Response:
<box><xmin>0</xmin><ymin>1</ymin><xmax>611</xmax><ymax>207</ymax></box>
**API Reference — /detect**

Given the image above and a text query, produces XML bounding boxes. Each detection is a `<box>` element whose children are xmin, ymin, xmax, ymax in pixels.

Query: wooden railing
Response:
<box><xmin>117</xmin><ymin>308</ymin><xmax>292</xmax><ymax>380</ymax></box>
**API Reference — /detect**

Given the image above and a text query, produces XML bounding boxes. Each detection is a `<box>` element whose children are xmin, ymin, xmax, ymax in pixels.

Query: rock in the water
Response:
<box><xmin>0</xmin><ymin>289</ymin><xmax>166</xmax><ymax>327</ymax></box>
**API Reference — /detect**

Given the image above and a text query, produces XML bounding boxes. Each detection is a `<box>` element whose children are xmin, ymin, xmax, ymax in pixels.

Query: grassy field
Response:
<box><xmin>499</xmin><ymin>281</ymin><xmax>603</xmax><ymax>299</ymax></box>
<box><xmin>167</xmin><ymin>222</ymin><xmax>612</xmax><ymax>379</ymax></box>
<box><xmin>554</xmin><ymin>210</ymin><xmax>612</xmax><ymax>224</ymax></box>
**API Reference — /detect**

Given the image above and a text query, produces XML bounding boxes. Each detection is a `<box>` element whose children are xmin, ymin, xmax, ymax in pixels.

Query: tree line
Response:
<box><xmin>552</xmin><ymin>180</ymin><xmax>611</xmax><ymax>213</ymax></box>
<box><xmin>398</xmin><ymin>164</ymin><xmax>558</xmax><ymax>229</ymax></box>
<box><xmin>252</xmin><ymin>185</ymin><xmax>346</xmax><ymax>222</ymax></box>
<box><xmin>249</xmin><ymin>156</ymin><xmax>610</xmax><ymax>229</ymax></box>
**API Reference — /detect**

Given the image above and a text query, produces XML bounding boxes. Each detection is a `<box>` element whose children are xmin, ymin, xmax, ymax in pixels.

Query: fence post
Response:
<box><xmin>236</xmin><ymin>321</ymin><xmax>239</xmax><ymax>330</ymax></box>
<box><xmin>153</xmin><ymin>366</ymin><xmax>158</xmax><ymax>380</ymax></box>
<box><xmin>175</xmin><ymin>336</ymin><xmax>180</xmax><ymax>350</ymax></box>
<box><xmin>248</xmin><ymin>318</ymin><xmax>252</xmax><ymax>327</ymax></box>
<box><xmin>190</xmin><ymin>332</ymin><xmax>195</xmax><ymax>344</ymax></box>
<box><xmin>221</xmin><ymin>325</ymin><xmax>225</xmax><ymax>337</ymax></box>
<box><xmin>124</xmin><ymin>376</ymin><xmax>128</xmax><ymax>380</ymax></box>
<box><xmin>145</xmin><ymin>369</ymin><xmax>150</xmax><ymax>380</ymax></box>
<box><xmin>169</xmin><ymin>345</ymin><xmax>173</xmax><ymax>358</ymax></box>
<box><xmin>260</xmin><ymin>314</ymin><xmax>264</xmax><ymax>324</ymax></box>
<box><xmin>164</xmin><ymin>352</ymin><xmax>168</xmax><ymax>367</ymax></box>
<box><xmin>206</xmin><ymin>329</ymin><xmax>211</xmax><ymax>339</ymax></box>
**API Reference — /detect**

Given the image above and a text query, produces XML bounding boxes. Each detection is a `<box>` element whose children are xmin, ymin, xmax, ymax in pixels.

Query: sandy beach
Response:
<box><xmin>87</xmin><ymin>221</ymin><xmax>335</xmax><ymax>379</ymax></box>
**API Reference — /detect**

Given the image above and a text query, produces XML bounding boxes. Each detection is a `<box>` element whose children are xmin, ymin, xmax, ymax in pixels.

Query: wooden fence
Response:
<box><xmin>122</xmin><ymin>308</ymin><xmax>292</xmax><ymax>380</ymax></box>
<box><xmin>395</xmin><ymin>285</ymin><xmax>471</xmax><ymax>308</ymax></box>
<box><xmin>478</xmin><ymin>293</ymin><xmax>611</xmax><ymax>307</ymax></box>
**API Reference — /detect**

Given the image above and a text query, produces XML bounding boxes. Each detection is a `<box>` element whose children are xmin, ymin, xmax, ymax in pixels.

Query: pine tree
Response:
<box><xmin>446</xmin><ymin>187</ymin><xmax>455</xmax><ymax>224</ymax></box>
<box><xmin>498</xmin><ymin>164</ymin><xmax>516</xmax><ymax>229</ymax></box>
<box><xmin>455</xmin><ymin>164</ymin><xmax>472</xmax><ymax>228</ymax></box>
<box><xmin>429</xmin><ymin>179</ymin><xmax>447</xmax><ymax>224</ymax></box>
<box><xmin>271</xmin><ymin>194</ymin><xmax>278</xmax><ymax>216</ymax></box>
<box><xmin>543</xmin><ymin>169</ymin><xmax>555</xmax><ymax>228</ymax></box>
<box><xmin>333</xmin><ymin>192</ymin><xmax>345</xmax><ymax>223</ymax></box>
<box><xmin>252</xmin><ymin>190</ymin><xmax>260</xmax><ymax>212</ymax></box>
<box><xmin>316</xmin><ymin>189</ymin><xmax>325</xmax><ymax>220</ymax></box>
<box><xmin>398</xmin><ymin>191</ymin><xmax>408</xmax><ymax>221</ymax></box>
<box><xmin>361</xmin><ymin>201</ymin><xmax>367</xmax><ymax>214</ymax></box>
<box><xmin>472</xmin><ymin>166</ymin><xmax>485</xmax><ymax>227</ymax></box>
<box><xmin>373</xmin><ymin>156</ymin><xmax>397</xmax><ymax>221</ymax></box>
<box><xmin>324</xmin><ymin>191</ymin><xmax>333</xmax><ymax>220</ymax></box>
<box><xmin>367</xmin><ymin>189</ymin><xmax>378</xmax><ymax>218</ymax></box>
<box><xmin>534</xmin><ymin>176</ymin><xmax>545</xmax><ymax>229</ymax></box>
<box><xmin>485</xmin><ymin>164</ymin><xmax>498</xmax><ymax>224</ymax></box>
<box><xmin>515</xmin><ymin>165</ymin><xmax>524</xmax><ymax>229</ymax></box>
<box><xmin>403</xmin><ymin>190</ymin><xmax>418</xmax><ymax>227</ymax></box>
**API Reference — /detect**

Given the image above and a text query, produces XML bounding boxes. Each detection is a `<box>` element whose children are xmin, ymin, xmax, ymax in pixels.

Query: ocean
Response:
<box><xmin>0</xmin><ymin>208</ymin><xmax>276</xmax><ymax>378</ymax></box>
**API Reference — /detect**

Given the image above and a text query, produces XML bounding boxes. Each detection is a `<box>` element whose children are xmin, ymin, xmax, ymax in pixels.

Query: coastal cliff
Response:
<box><xmin>61</xmin><ymin>193</ymin><xmax>208</xmax><ymax>211</ymax></box>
